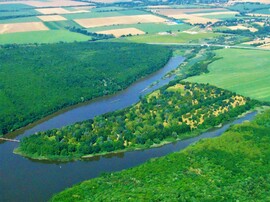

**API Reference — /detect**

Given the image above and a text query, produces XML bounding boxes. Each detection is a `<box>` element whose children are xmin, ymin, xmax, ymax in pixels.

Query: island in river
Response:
<box><xmin>15</xmin><ymin>81</ymin><xmax>258</xmax><ymax>161</ymax></box>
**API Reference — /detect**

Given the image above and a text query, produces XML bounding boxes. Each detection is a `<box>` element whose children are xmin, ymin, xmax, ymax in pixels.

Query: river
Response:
<box><xmin>0</xmin><ymin>56</ymin><xmax>257</xmax><ymax>202</ymax></box>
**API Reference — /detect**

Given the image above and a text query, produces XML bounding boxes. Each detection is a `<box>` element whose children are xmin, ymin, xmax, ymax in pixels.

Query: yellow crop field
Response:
<box><xmin>152</xmin><ymin>9</ymin><xmax>222</xmax><ymax>24</ymax></box>
<box><xmin>97</xmin><ymin>28</ymin><xmax>145</xmax><ymax>37</ymax></box>
<box><xmin>0</xmin><ymin>22</ymin><xmax>49</xmax><ymax>34</ymax></box>
<box><xmin>75</xmin><ymin>15</ymin><xmax>166</xmax><ymax>28</ymax></box>
<box><xmin>227</xmin><ymin>25</ymin><xmax>258</xmax><ymax>32</ymax></box>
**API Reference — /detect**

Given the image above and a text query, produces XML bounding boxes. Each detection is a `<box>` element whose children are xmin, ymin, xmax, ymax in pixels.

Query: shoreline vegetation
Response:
<box><xmin>15</xmin><ymin>81</ymin><xmax>259</xmax><ymax>161</ymax></box>
<box><xmin>0</xmin><ymin>42</ymin><xmax>172</xmax><ymax>137</ymax></box>
<box><xmin>51</xmin><ymin>109</ymin><xmax>270</xmax><ymax>201</ymax></box>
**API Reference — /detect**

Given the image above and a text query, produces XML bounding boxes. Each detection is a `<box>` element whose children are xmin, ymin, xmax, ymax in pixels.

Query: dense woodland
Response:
<box><xmin>17</xmin><ymin>81</ymin><xmax>257</xmax><ymax>160</ymax></box>
<box><xmin>51</xmin><ymin>109</ymin><xmax>270</xmax><ymax>201</ymax></box>
<box><xmin>0</xmin><ymin>42</ymin><xmax>171</xmax><ymax>136</ymax></box>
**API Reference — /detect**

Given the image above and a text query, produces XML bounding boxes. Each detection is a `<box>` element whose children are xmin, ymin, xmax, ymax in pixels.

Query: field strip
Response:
<box><xmin>260</xmin><ymin>43</ymin><xmax>270</xmax><ymax>49</ymax></box>
<box><xmin>0</xmin><ymin>0</ymin><xmax>91</xmax><ymax>7</ymax></box>
<box><xmin>97</xmin><ymin>28</ymin><xmax>145</xmax><ymax>37</ymax></box>
<box><xmin>152</xmin><ymin>8</ymin><xmax>227</xmax><ymax>15</ymax></box>
<box><xmin>36</xmin><ymin>8</ymin><xmax>89</xmax><ymax>15</ymax></box>
<box><xmin>0</xmin><ymin>22</ymin><xmax>49</xmax><ymax>34</ymax></box>
<box><xmin>229</xmin><ymin>0</ymin><xmax>270</xmax><ymax>4</ymax></box>
<box><xmin>244</xmin><ymin>37</ymin><xmax>270</xmax><ymax>45</ymax></box>
<box><xmin>75</xmin><ymin>14</ymin><xmax>166</xmax><ymax>28</ymax></box>
<box><xmin>37</xmin><ymin>15</ymin><xmax>67</xmax><ymax>22</ymax></box>
<box><xmin>227</xmin><ymin>25</ymin><xmax>258</xmax><ymax>32</ymax></box>
<box><xmin>165</xmin><ymin>13</ymin><xmax>218</xmax><ymax>24</ymax></box>
<box><xmin>247</xmin><ymin>13</ymin><xmax>270</xmax><ymax>17</ymax></box>
<box><xmin>192</xmin><ymin>11</ymin><xmax>238</xmax><ymax>16</ymax></box>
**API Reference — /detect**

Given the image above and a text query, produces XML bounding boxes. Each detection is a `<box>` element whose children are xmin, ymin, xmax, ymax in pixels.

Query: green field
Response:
<box><xmin>187</xmin><ymin>48</ymin><xmax>270</xmax><ymax>102</ymax></box>
<box><xmin>205</xmin><ymin>13</ymin><xmax>238</xmax><ymax>19</ymax></box>
<box><xmin>0</xmin><ymin>30</ymin><xmax>90</xmax><ymax>44</ymax></box>
<box><xmin>0</xmin><ymin>42</ymin><xmax>171</xmax><ymax>136</ymax></box>
<box><xmin>254</xmin><ymin>8</ymin><xmax>270</xmax><ymax>15</ymax></box>
<box><xmin>44</xmin><ymin>21</ymin><xmax>82</xmax><ymax>30</ymax></box>
<box><xmin>112</xmin><ymin>32</ymin><xmax>220</xmax><ymax>43</ymax></box>
<box><xmin>0</xmin><ymin>3</ymin><xmax>34</xmax><ymax>10</ymax></box>
<box><xmin>51</xmin><ymin>109</ymin><xmax>270</xmax><ymax>201</ymax></box>
<box><xmin>0</xmin><ymin>16</ymin><xmax>41</xmax><ymax>23</ymax></box>
<box><xmin>63</xmin><ymin>9</ymin><xmax>148</xmax><ymax>20</ymax></box>
<box><xmin>229</xmin><ymin>2</ymin><xmax>270</xmax><ymax>13</ymax></box>
<box><xmin>87</xmin><ymin>23</ymin><xmax>190</xmax><ymax>34</ymax></box>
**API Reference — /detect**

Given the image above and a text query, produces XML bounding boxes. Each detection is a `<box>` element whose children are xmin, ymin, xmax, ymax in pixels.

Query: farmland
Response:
<box><xmin>37</xmin><ymin>15</ymin><xmax>67</xmax><ymax>22</ymax></box>
<box><xmin>87</xmin><ymin>23</ymin><xmax>191</xmax><ymax>34</ymax></box>
<box><xmin>0</xmin><ymin>42</ymin><xmax>171</xmax><ymax>136</ymax></box>
<box><xmin>0</xmin><ymin>22</ymin><xmax>48</xmax><ymax>34</ymax></box>
<box><xmin>0</xmin><ymin>30</ymin><xmax>90</xmax><ymax>44</ymax></box>
<box><xmin>187</xmin><ymin>49</ymin><xmax>270</xmax><ymax>102</ymax></box>
<box><xmin>97</xmin><ymin>28</ymin><xmax>145</xmax><ymax>37</ymax></box>
<box><xmin>112</xmin><ymin>32</ymin><xmax>220</xmax><ymax>43</ymax></box>
<box><xmin>152</xmin><ymin>8</ymin><xmax>238</xmax><ymax>24</ymax></box>
<box><xmin>74</xmin><ymin>15</ymin><xmax>166</xmax><ymax>28</ymax></box>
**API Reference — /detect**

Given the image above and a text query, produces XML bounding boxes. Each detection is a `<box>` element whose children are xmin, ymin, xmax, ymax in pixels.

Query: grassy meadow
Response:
<box><xmin>187</xmin><ymin>49</ymin><xmax>270</xmax><ymax>102</ymax></box>
<box><xmin>112</xmin><ymin>32</ymin><xmax>220</xmax><ymax>43</ymax></box>
<box><xmin>87</xmin><ymin>23</ymin><xmax>191</xmax><ymax>34</ymax></box>
<box><xmin>0</xmin><ymin>30</ymin><xmax>90</xmax><ymax>44</ymax></box>
<box><xmin>62</xmin><ymin>9</ymin><xmax>147</xmax><ymax>20</ymax></box>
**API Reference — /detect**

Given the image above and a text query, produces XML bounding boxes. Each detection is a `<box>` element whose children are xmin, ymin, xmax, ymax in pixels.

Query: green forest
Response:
<box><xmin>0</xmin><ymin>42</ymin><xmax>171</xmax><ymax>136</ymax></box>
<box><xmin>16</xmin><ymin>81</ymin><xmax>257</xmax><ymax>160</ymax></box>
<box><xmin>51</xmin><ymin>109</ymin><xmax>270</xmax><ymax>202</ymax></box>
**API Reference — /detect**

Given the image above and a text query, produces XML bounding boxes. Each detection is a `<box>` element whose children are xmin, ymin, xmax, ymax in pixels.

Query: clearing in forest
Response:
<box><xmin>74</xmin><ymin>14</ymin><xmax>166</xmax><ymax>28</ymax></box>
<box><xmin>97</xmin><ymin>28</ymin><xmax>145</xmax><ymax>37</ymax></box>
<box><xmin>0</xmin><ymin>22</ymin><xmax>49</xmax><ymax>34</ymax></box>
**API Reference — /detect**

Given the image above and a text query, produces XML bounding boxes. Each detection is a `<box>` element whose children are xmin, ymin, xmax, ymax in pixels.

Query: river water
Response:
<box><xmin>0</xmin><ymin>56</ymin><xmax>257</xmax><ymax>202</ymax></box>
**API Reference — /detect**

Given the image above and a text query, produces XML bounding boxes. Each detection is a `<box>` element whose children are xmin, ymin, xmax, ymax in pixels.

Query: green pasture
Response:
<box><xmin>229</xmin><ymin>2</ymin><xmax>270</xmax><ymax>13</ymax></box>
<box><xmin>254</xmin><ymin>8</ymin><xmax>270</xmax><ymax>15</ymax></box>
<box><xmin>44</xmin><ymin>20</ymin><xmax>82</xmax><ymax>30</ymax></box>
<box><xmin>187</xmin><ymin>48</ymin><xmax>270</xmax><ymax>102</ymax></box>
<box><xmin>0</xmin><ymin>3</ymin><xmax>34</xmax><ymax>10</ymax></box>
<box><xmin>205</xmin><ymin>13</ymin><xmax>238</xmax><ymax>19</ymax></box>
<box><xmin>87</xmin><ymin>23</ymin><xmax>191</xmax><ymax>34</ymax></box>
<box><xmin>0</xmin><ymin>16</ymin><xmax>41</xmax><ymax>23</ymax></box>
<box><xmin>0</xmin><ymin>30</ymin><xmax>90</xmax><ymax>44</ymax></box>
<box><xmin>113</xmin><ymin>32</ymin><xmax>220</xmax><ymax>43</ymax></box>
<box><xmin>63</xmin><ymin>9</ymin><xmax>147</xmax><ymax>20</ymax></box>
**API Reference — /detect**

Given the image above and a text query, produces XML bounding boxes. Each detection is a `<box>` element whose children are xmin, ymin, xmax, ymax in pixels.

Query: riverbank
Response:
<box><xmin>0</xmin><ymin>42</ymin><xmax>172</xmax><ymax>137</ymax></box>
